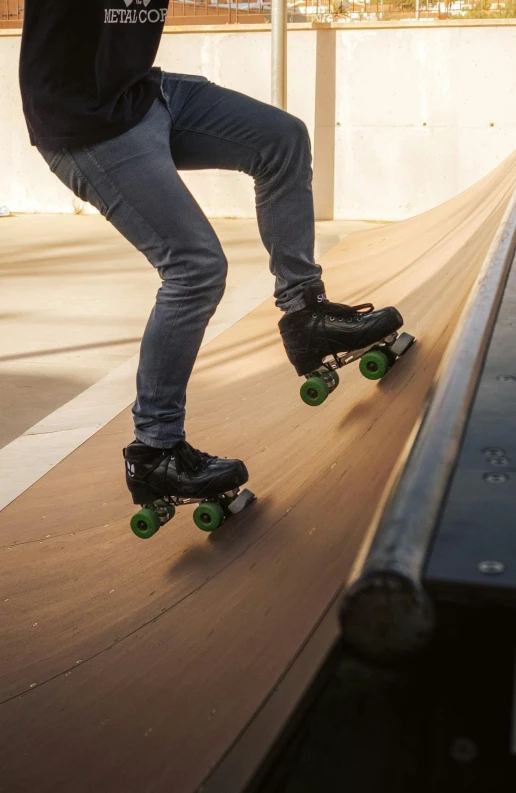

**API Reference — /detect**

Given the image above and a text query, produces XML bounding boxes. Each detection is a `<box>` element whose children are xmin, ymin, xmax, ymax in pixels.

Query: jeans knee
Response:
<box><xmin>272</xmin><ymin>113</ymin><xmax>311</xmax><ymax>156</ymax></box>
<box><xmin>159</xmin><ymin>249</ymin><xmax>227</xmax><ymax>309</ymax></box>
<box><xmin>160</xmin><ymin>239</ymin><xmax>227</xmax><ymax>280</ymax></box>
<box><xmin>208</xmin><ymin>250</ymin><xmax>228</xmax><ymax>295</ymax></box>
<box><xmin>259</xmin><ymin>112</ymin><xmax>311</xmax><ymax>180</ymax></box>
<box><xmin>193</xmin><ymin>252</ymin><xmax>227</xmax><ymax>318</ymax></box>
<box><xmin>288</xmin><ymin>116</ymin><xmax>311</xmax><ymax>150</ymax></box>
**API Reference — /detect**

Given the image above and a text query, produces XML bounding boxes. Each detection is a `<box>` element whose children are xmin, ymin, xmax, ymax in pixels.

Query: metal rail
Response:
<box><xmin>339</xmin><ymin>188</ymin><xmax>516</xmax><ymax>666</ymax></box>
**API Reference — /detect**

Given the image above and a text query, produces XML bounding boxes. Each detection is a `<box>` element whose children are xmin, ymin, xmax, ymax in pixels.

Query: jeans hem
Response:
<box><xmin>281</xmin><ymin>297</ymin><xmax>307</xmax><ymax>314</ymax></box>
<box><xmin>134</xmin><ymin>430</ymin><xmax>185</xmax><ymax>449</ymax></box>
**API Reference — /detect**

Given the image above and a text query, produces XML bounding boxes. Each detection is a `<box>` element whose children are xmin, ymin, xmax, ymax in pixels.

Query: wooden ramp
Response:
<box><xmin>2</xmin><ymin>153</ymin><xmax>516</xmax><ymax>793</ymax></box>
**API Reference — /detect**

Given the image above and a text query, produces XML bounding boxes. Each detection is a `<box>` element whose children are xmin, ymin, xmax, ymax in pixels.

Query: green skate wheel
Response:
<box><xmin>300</xmin><ymin>375</ymin><xmax>330</xmax><ymax>407</ymax></box>
<box><xmin>382</xmin><ymin>346</ymin><xmax>398</xmax><ymax>367</ymax></box>
<box><xmin>359</xmin><ymin>349</ymin><xmax>390</xmax><ymax>381</ymax></box>
<box><xmin>330</xmin><ymin>370</ymin><xmax>340</xmax><ymax>388</ymax></box>
<box><xmin>130</xmin><ymin>507</ymin><xmax>161</xmax><ymax>540</ymax></box>
<box><xmin>193</xmin><ymin>501</ymin><xmax>225</xmax><ymax>532</ymax></box>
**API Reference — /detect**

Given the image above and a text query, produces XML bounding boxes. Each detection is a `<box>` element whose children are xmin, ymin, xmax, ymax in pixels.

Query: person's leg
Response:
<box><xmin>160</xmin><ymin>74</ymin><xmax>322</xmax><ymax>313</ymax></box>
<box><xmin>160</xmin><ymin>75</ymin><xmax>404</xmax><ymax>376</ymax></box>
<box><xmin>38</xmin><ymin>95</ymin><xmax>228</xmax><ymax>449</ymax></box>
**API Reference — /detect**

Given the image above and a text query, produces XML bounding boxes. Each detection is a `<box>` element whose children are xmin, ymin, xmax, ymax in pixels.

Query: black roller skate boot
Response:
<box><xmin>124</xmin><ymin>440</ymin><xmax>254</xmax><ymax>539</ymax></box>
<box><xmin>279</xmin><ymin>281</ymin><xmax>412</xmax><ymax>406</ymax></box>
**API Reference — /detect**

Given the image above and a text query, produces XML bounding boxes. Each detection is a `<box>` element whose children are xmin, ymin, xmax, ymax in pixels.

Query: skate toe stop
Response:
<box><xmin>228</xmin><ymin>488</ymin><xmax>256</xmax><ymax>514</ymax></box>
<box><xmin>390</xmin><ymin>332</ymin><xmax>416</xmax><ymax>357</ymax></box>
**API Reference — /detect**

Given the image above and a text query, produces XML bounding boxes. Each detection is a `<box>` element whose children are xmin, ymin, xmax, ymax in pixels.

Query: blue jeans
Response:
<box><xmin>38</xmin><ymin>73</ymin><xmax>322</xmax><ymax>448</ymax></box>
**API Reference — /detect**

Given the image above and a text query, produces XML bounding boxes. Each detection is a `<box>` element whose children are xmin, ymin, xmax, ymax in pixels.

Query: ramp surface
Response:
<box><xmin>1</xmin><ymin>154</ymin><xmax>516</xmax><ymax>793</ymax></box>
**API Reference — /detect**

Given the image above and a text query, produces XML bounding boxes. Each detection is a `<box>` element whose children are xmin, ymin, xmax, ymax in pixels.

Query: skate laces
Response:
<box><xmin>309</xmin><ymin>300</ymin><xmax>375</xmax><ymax>358</ymax></box>
<box><xmin>350</xmin><ymin>303</ymin><xmax>374</xmax><ymax>314</ymax></box>
<box><xmin>319</xmin><ymin>300</ymin><xmax>374</xmax><ymax>318</ymax></box>
<box><xmin>172</xmin><ymin>440</ymin><xmax>214</xmax><ymax>475</ymax></box>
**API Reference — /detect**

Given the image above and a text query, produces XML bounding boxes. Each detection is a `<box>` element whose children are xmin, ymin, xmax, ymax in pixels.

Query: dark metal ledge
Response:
<box><xmin>340</xmin><ymin>190</ymin><xmax>516</xmax><ymax>666</ymax></box>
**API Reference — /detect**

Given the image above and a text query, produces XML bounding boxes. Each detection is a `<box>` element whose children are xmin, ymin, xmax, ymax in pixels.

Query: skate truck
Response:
<box><xmin>300</xmin><ymin>331</ymin><xmax>416</xmax><ymax>407</ymax></box>
<box><xmin>130</xmin><ymin>487</ymin><xmax>256</xmax><ymax>540</ymax></box>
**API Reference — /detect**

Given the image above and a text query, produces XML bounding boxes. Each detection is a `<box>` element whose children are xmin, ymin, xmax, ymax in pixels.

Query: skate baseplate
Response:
<box><xmin>130</xmin><ymin>488</ymin><xmax>256</xmax><ymax>540</ymax></box>
<box><xmin>300</xmin><ymin>331</ymin><xmax>415</xmax><ymax>407</ymax></box>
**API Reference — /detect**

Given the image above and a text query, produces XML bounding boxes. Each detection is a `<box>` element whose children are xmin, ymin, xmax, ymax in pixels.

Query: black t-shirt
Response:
<box><xmin>19</xmin><ymin>1</ymin><xmax>169</xmax><ymax>148</ymax></box>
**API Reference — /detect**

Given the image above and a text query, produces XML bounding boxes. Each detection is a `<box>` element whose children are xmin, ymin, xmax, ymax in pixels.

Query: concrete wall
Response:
<box><xmin>334</xmin><ymin>24</ymin><xmax>516</xmax><ymax>220</ymax></box>
<box><xmin>1</xmin><ymin>22</ymin><xmax>516</xmax><ymax>221</ymax></box>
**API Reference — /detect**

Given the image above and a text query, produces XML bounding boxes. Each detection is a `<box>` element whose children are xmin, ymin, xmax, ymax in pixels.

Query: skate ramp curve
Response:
<box><xmin>1</xmin><ymin>152</ymin><xmax>516</xmax><ymax>793</ymax></box>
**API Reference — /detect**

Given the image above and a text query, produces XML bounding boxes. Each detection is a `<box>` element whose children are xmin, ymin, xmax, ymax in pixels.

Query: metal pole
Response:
<box><xmin>416</xmin><ymin>0</ymin><xmax>420</xmax><ymax>18</ymax></box>
<box><xmin>271</xmin><ymin>0</ymin><xmax>287</xmax><ymax>109</ymax></box>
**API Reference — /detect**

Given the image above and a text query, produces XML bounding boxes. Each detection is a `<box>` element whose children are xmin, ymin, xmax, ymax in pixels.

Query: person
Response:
<box><xmin>19</xmin><ymin>1</ymin><xmax>403</xmax><ymax>507</ymax></box>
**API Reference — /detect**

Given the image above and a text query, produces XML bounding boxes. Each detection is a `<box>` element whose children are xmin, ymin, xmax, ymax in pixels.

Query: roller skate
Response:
<box><xmin>279</xmin><ymin>281</ymin><xmax>415</xmax><ymax>407</ymax></box>
<box><xmin>124</xmin><ymin>440</ymin><xmax>255</xmax><ymax>539</ymax></box>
